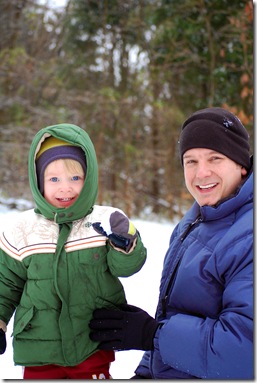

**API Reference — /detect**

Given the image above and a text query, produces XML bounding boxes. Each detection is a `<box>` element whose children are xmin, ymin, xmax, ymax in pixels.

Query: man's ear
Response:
<box><xmin>241</xmin><ymin>167</ymin><xmax>248</xmax><ymax>177</ymax></box>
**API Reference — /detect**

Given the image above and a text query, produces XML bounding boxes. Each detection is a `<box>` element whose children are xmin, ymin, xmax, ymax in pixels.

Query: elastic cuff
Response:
<box><xmin>0</xmin><ymin>320</ymin><xmax>7</xmax><ymax>333</ymax></box>
<box><xmin>110</xmin><ymin>237</ymin><xmax>137</xmax><ymax>253</ymax></box>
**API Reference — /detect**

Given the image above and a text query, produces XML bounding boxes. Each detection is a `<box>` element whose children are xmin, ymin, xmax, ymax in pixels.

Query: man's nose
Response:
<box><xmin>195</xmin><ymin>161</ymin><xmax>212</xmax><ymax>178</ymax></box>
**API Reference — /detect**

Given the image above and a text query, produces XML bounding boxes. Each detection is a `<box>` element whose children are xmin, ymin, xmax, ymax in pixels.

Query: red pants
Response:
<box><xmin>23</xmin><ymin>350</ymin><xmax>115</xmax><ymax>379</ymax></box>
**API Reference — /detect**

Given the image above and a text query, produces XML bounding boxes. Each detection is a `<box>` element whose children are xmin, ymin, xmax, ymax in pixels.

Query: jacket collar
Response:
<box><xmin>199</xmin><ymin>167</ymin><xmax>253</xmax><ymax>221</ymax></box>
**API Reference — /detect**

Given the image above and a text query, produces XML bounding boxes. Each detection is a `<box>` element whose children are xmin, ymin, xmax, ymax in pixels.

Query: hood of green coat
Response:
<box><xmin>29</xmin><ymin>123</ymin><xmax>98</xmax><ymax>224</ymax></box>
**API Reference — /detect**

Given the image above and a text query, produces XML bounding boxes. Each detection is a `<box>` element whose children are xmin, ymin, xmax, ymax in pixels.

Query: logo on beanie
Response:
<box><xmin>223</xmin><ymin>117</ymin><xmax>233</xmax><ymax>129</ymax></box>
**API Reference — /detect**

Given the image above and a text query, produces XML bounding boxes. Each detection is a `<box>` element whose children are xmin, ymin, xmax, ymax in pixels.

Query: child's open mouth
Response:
<box><xmin>56</xmin><ymin>197</ymin><xmax>76</xmax><ymax>207</ymax></box>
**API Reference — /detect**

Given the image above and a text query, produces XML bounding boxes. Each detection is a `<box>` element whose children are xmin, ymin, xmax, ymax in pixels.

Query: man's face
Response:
<box><xmin>183</xmin><ymin>148</ymin><xmax>247</xmax><ymax>206</ymax></box>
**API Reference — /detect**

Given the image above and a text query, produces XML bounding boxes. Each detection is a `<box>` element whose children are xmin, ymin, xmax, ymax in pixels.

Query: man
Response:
<box><xmin>89</xmin><ymin>107</ymin><xmax>253</xmax><ymax>379</ymax></box>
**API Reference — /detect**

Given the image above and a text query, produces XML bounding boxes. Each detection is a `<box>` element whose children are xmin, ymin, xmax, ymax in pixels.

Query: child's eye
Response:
<box><xmin>50</xmin><ymin>177</ymin><xmax>59</xmax><ymax>182</ymax></box>
<box><xmin>72</xmin><ymin>175</ymin><xmax>80</xmax><ymax>181</ymax></box>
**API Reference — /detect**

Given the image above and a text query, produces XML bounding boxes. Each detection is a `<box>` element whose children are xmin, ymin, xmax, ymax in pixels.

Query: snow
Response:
<box><xmin>38</xmin><ymin>0</ymin><xmax>67</xmax><ymax>9</ymax></box>
<box><xmin>0</xmin><ymin>206</ymin><xmax>177</xmax><ymax>379</ymax></box>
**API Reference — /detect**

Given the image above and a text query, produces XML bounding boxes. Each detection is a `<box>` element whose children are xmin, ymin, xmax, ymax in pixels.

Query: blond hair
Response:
<box><xmin>49</xmin><ymin>158</ymin><xmax>85</xmax><ymax>178</ymax></box>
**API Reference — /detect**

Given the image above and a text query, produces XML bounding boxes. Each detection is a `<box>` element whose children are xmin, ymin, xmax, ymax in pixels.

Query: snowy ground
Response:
<box><xmin>0</xmin><ymin>205</ymin><xmax>177</xmax><ymax>379</ymax></box>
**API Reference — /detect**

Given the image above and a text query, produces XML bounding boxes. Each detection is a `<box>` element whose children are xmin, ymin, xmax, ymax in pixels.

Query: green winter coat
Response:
<box><xmin>0</xmin><ymin>124</ymin><xmax>146</xmax><ymax>366</ymax></box>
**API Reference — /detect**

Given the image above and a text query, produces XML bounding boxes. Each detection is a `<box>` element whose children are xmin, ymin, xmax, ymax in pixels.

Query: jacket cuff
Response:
<box><xmin>110</xmin><ymin>237</ymin><xmax>137</xmax><ymax>253</ymax></box>
<box><xmin>0</xmin><ymin>320</ymin><xmax>7</xmax><ymax>333</ymax></box>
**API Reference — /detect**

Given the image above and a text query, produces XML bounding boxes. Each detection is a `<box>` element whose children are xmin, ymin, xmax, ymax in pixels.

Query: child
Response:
<box><xmin>0</xmin><ymin>123</ymin><xmax>147</xmax><ymax>379</ymax></box>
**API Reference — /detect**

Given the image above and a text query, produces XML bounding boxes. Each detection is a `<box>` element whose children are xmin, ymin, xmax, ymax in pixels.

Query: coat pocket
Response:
<box><xmin>12</xmin><ymin>306</ymin><xmax>34</xmax><ymax>337</ymax></box>
<box><xmin>95</xmin><ymin>293</ymin><xmax>126</xmax><ymax>310</ymax></box>
<box><xmin>78</xmin><ymin>247</ymin><xmax>107</xmax><ymax>266</ymax></box>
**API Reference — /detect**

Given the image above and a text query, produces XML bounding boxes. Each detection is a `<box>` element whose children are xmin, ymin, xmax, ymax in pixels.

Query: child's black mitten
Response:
<box><xmin>93</xmin><ymin>211</ymin><xmax>138</xmax><ymax>252</ymax></box>
<box><xmin>0</xmin><ymin>329</ymin><xmax>6</xmax><ymax>355</ymax></box>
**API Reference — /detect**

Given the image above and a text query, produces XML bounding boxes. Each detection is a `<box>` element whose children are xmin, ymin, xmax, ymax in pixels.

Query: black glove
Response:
<box><xmin>93</xmin><ymin>211</ymin><xmax>138</xmax><ymax>252</ymax></box>
<box><xmin>130</xmin><ymin>375</ymin><xmax>149</xmax><ymax>379</ymax></box>
<box><xmin>89</xmin><ymin>304</ymin><xmax>159</xmax><ymax>351</ymax></box>
<box><xmin>0</xmin><ymin>329</ymin><xmax>6</xmax><ymax>355</ymax></box>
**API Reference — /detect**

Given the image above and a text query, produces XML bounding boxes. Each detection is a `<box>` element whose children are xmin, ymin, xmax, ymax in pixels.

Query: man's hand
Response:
<box><xmin>0</xmin><ymin>329</ymin><xmax>6</xmax><ymax>355</ymax></box>
<box><xmin>93</xmin><ymin>211</ymin><xmax>138</xmax><ymax>252</ymax></box>
<box><xmin>89</xmin><ymin>304</ymin><xmax>159</xmax><ymax>351</ymax></box>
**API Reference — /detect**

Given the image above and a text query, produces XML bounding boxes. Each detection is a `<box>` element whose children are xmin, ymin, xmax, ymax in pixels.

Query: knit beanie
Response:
<box><xmin>36</xmin><ymin>136</ymin><xmax>87</xmax><ymax>194</ymax></box>
<box><xmin>178</xmin><ymin>107</ymin><xmax>251</xmax><ymax>170</ymax></box>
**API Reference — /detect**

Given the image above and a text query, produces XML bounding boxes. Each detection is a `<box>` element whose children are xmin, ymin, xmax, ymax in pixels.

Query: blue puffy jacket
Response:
<box><xmin>135</xmin><ymin>166</ymin><xmax>253</xmax><ymax>379</ymax></box>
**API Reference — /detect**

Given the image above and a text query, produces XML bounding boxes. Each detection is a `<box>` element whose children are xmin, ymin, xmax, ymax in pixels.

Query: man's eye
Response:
<box><xmin>50</xmin><ymin>177</ymin><xmax>58</xmax><ymax>182</ymax></box>
<box><xmin>184</xmin><ymin>159</ymin><xmax>196</xmax><ymax>165</ymax></box>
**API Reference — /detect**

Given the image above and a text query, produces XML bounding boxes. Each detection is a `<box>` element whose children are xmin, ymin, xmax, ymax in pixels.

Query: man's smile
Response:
<box><xmin>197</xmin><ymin>183</ymin><xmax>218</xmax><ymax>191</ymax></box>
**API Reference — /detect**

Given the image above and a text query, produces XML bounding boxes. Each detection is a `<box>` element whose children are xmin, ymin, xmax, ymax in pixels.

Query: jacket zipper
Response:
<box><xmin>161</xmin><ymin>215</ymin><xmax>202</xmax><ymax>318</ymax></box>
<box><xmin>180</xmin><ymin>215</ymin><xmax>202</xmax><ymax>241</ymax></box>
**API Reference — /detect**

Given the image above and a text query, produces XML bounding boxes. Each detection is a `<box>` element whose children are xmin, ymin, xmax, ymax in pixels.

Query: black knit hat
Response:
<box><xmin>178</xmin><ymin>107</ymin><xmax>251</xmax><ymax>170</ymax></box>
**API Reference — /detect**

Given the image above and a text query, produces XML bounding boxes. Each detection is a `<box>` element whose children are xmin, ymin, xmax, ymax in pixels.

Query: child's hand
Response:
<box><xmin>93</xmin><ymin>211</ymin><xmax>138</xmax><ymax>252</ymax></box>
<box><xmin>0</xmin><ymin>329</ymin><xmax>6</xmax><ymax>355</ymax></box>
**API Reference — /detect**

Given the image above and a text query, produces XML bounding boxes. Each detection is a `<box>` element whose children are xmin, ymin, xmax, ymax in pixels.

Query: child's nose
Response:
<box><xmin>59</xmin><ymin>180</ymin><xmax>72</xmax><ymax>191</ymax></box>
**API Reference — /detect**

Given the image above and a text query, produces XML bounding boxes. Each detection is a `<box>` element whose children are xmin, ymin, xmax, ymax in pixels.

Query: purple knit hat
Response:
<box><xmin>36</xmin><ymin>136</ymin><xmax>87</xmax><ymax>194</ymax></box>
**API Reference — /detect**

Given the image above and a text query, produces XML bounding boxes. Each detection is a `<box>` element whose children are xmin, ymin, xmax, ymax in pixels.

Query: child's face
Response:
<box><xmin>43</xmin><ymin>159</ymin><xmax>85</xmax><ymax>208</ymax></box>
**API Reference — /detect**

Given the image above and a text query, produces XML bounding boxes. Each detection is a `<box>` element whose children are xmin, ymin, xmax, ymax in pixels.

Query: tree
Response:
<box><xmin>0</xmin><ymin>0</ymin><xmax>253</xmax><ymax>219</ymax></box>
